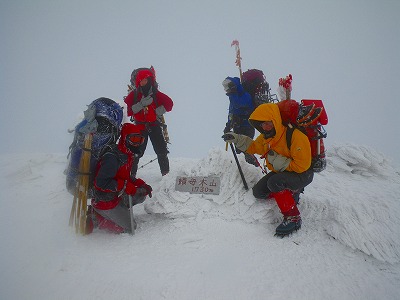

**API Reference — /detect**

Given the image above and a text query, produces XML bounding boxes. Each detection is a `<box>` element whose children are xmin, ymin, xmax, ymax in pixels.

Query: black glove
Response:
<box><xmin>223</xmin><ymin>124</ymin><xmax>231</xmax><ymax>133</ymax></box>
<box><xmin>222</xmin><ymin>132</ymin><xmax>236</xmax><ymax>142</ymax></box>
<box><xmin>143</xmin><ymin>184</ymin><xmax>153</xmax><ymax>198</ymax></box>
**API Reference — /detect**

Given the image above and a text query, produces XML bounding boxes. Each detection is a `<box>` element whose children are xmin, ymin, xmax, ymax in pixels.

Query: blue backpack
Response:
<box><xmin>65</xmin><ymin>98</ymin><xmax>123</xmax><ymax>197</ymax></box>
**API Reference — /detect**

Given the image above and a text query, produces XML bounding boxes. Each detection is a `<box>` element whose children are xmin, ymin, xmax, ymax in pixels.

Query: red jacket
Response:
<box><xmin>92</xmin><ymin>124</ymin><xmax>148</xmax><ymax>210</ymax></box>
<box><xmin>92</xmin><ymin>149</ymin><xmax>147</xmax><ymax>210</ymax></box>
<box><xmin>124</xmin><ymin>90</ymin><xmax>173</xmax><ymax>123</ymax></box>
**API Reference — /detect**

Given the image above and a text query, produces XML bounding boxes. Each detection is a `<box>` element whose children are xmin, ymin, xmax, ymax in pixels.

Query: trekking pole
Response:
<box><xmin>138</xmin><ymin>157</ymin><xmax>158</xmax><ymax>170</ymax></box>
<box><xmin>229</xmin><ymin>143</ymin><xmax>249</xmax><ymax>190</ymax></box>
<box><xmin>128</xmin><ymin>195</ymin><xmax>135</xmax><ymax>235</ymax></box>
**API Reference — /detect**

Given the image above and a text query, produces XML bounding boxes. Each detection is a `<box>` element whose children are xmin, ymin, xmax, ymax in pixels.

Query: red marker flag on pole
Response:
<box><xmin>279</xmin><ymin>74</ymin><xmax>293</xmax><ymax>100</ymax></box>
<box><xmin>231</xmin><ymin>40</ymin><xmax>243</xmax><ymax>80</ymax></box>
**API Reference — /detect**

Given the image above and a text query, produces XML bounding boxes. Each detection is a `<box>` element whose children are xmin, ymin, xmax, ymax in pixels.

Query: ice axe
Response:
<box><xmin>222</xmin><ymin>132</ymin><xmax>249</xmax><ymax>190</ymax></box>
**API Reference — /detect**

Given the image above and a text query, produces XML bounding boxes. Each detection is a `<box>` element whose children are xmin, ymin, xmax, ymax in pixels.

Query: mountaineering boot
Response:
<box><xmin>270</xmin><ymin>190</ymin><xmax>301</xmax><ymax>236</ymax></box>
<box><xmin>275</xmin><ymin>215</ymin><xmax>302</xmax><ymax>236</ymax></box>
<box><xmin>297</xmin><ymin>105</ymin><xmax>323</xmax><ymax>126</ymax></box>
<box><xmin>297</xmin><ymin>103</ymin><xmax>314</xmax><ymax>123</ymax></box>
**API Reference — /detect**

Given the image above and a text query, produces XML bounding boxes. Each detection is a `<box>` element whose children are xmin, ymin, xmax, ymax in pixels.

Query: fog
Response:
<box><xmin>1</xmin><ymin>0</ymin><xmax>399</xmax><ymax>167</ymax></box>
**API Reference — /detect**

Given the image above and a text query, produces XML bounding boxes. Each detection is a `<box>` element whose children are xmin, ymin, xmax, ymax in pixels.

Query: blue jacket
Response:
<box><xmin>225</xmin><ymin>77</ymin><xmax>255</xmax><ymax>129</ymax></box>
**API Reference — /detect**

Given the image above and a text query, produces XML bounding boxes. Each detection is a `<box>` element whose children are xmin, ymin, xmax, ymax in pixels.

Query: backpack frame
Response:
<box><xmin>242</xmin><ymin>69</ymin><xmax>279</xmax><ymax>106</ymax></box>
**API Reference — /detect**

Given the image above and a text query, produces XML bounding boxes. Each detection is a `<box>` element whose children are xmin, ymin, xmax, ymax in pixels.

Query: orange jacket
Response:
<box><xmin>246</xmin><ymin>104</ymin><xmax>311</xmax><ymax>173</ymax></box>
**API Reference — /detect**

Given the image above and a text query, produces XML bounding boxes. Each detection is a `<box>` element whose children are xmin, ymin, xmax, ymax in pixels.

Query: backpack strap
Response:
<box><xmin>286</xmin><ymin>124</ymin><xmax>310</xmax><ymax>160</ymax></box>
<box><xmin>286</xmin><ymin>125</ymin><xmax>295</xmax><ymax>150</ymax></box>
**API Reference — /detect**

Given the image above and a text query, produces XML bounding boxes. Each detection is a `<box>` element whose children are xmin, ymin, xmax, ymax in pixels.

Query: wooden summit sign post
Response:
<box><xmin>175</xmin><ymin>176</ymin><xmax>221</xmax><ymax>195</ymax></box>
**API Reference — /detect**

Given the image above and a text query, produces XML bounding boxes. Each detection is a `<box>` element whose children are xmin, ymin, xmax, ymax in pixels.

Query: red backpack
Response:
<box><xmin>278</xmin><ymin>99</ymin><xmax>328</xmax><ymax>172</ymax></box>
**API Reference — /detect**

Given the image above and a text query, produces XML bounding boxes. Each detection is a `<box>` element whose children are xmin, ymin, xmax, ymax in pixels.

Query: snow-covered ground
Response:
<box><xmin>1</xmin><ymin>144</ymin><xmax>399</xmax><ymax>300</ymax></box>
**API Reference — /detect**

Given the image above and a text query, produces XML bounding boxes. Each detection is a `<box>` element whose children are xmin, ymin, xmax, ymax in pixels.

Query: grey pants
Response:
<box><xmin>93</xmin><ymin>193</ymin><xmax>146</xmax><ymax>233</ymax></box>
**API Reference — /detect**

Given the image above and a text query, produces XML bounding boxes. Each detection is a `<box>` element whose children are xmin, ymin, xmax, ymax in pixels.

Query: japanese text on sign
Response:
<box><xmin>175</xmin><ymin>176</ymin><xmax>220</xmax><ymax>195</ymax></box>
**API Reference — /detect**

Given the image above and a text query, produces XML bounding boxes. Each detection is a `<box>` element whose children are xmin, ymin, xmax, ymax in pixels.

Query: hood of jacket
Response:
<box><xmin>118</xmin><ymin>123</ymin><xmax>146</xmax><ymax>155</ymax></box>
<box><xmin>135</xmin><ymin>69</ymin><xmax>156</xmax><ymax>89</ymax></box>
<box><xmin>249</xmin><ymin>103</ymin><xmax>285</xmax><ymax>142</ymax></box>
<box><xmin>226</xmin><ymin>76</ymin><xmax>246</xmax><ymax>94</ymax></box>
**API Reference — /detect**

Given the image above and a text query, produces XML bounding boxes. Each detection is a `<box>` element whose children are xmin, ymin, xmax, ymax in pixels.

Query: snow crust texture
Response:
<box><xmin>1</xmin><ymin>143</ymin><xmax>400</xmax><ymax>300</ymax></box>
<box><xmin>145</xmin><ymin>144</ymin><xmax>400</xmax><ymax>264</ymax></box>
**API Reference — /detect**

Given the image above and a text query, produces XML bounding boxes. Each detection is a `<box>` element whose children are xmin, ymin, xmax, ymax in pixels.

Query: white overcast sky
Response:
<box><xmin>1</xmin><ymin>0</ymin><xmax>399</xmax><ymax>167</ymax></box>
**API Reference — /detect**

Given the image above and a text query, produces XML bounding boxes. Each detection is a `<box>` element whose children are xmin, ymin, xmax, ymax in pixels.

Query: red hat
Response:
<box><xmin>135</xmin><ymin>69</ymin><xmax>155</xmax><ymax>88</ymax></box>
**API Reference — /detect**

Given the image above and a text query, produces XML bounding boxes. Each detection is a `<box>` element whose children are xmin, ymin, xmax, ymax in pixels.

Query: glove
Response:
<box><xmin>222</xmin><ymin>78</ymin><xmax>237</xmax><ymax>94</ymax></box>
<box><xmin>267</xmin><ymin>150</ymin><xmax>292</xmax><ymax>172</ymax></box>
<box><xmin>125</xmin><ymin>182</ymin><xmax>137</xmax><ymax>195</ymax></box>
<box><xmin>222</xmin><ymin>132</ymin><xmax>253</xmax><ymax>152</ymax></box>
<box><xmin>155</xmin><ymin>105</ymin><xmax>166</xmax><ymax>116</ymax></box>
<box><xmin>131</xmin><ymin>102</ymin><xmax>144</xmax><ymax>114</ymax></box>
<box><xmin>140</xmin><ymin>95</ymin><xmax>153</xmax><ymax>107</ymax></box>
<box><xmin>131</xmin><ymin>96</ymin><xmax>153</xmax><ymax>113</ymax></box>
<box><xmin>141</xmin><ymin>184</ymin><xmax>153</xmax><ymax>198</ymax></box>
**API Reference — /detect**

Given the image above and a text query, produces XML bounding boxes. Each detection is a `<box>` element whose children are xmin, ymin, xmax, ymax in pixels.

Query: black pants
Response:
<box><xmin>252</xmin><ymin>169</ymin><xmax>314</xmax><ymax>199</ymax></box>
<box><xmin>139</xmin><ymin>124</ymin><xmax>169</xmax><ymax>174</ymax></box>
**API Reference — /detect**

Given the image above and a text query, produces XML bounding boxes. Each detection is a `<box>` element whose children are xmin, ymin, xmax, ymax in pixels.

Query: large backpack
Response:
<box><xmin>242</xmin><ymin>69</ymin><xmax>278</xmax><ymax>107</ymax></box>
<box><xmin>278</xmin><ymin>99</ymin><xmax>328</xmax><ymax>172</ymax></box>
<box><xmin>66</xmin><ymin>97</ymin><xmax>124</xmax><ymax>197</ymax></box>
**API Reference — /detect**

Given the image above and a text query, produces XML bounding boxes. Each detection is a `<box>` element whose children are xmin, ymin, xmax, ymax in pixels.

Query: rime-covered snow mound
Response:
<box><xmin>145</xmin><ymin>148</ymin><xmax>280</xmax><ymax>223</ymax></box>
<box><xmin>145</xmin><ymin>145</ymin><xmax>400</xmax><ymax>263</ymax></box>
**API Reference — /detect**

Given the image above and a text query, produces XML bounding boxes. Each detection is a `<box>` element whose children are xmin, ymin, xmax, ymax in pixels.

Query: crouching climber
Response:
<box><xmin>86</xmin><ymin>123</ymin><xmax>153</xmax><ymax>234</ymax></box>
<box><xmin>222</xmin><ymin>103</ymin><xmax>314</xmax><ymax>236</ymax></box>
